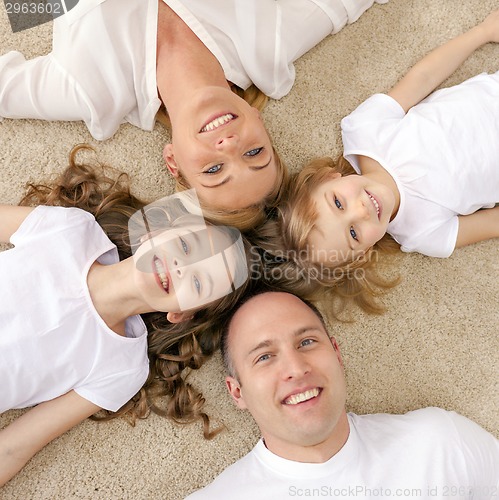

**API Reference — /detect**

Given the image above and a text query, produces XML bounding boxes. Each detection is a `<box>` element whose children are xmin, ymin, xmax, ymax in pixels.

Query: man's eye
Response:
<box><xmin>300</xmin><ymin>338</ymin><xmax>315</xmax><ymax>347</ymax></box>
<box><xmin>256</xmin><ymin>353</ymin><xmax>271</xmax><ymax>363</ymax></box>
<box><xmin>204</xmin><ymin>164</ymin><xmax>222</xmax><ymax>174</ymax></box>
<box><xmin>350</xmin><ymin>227</ymin><xmax>358</xmax><ymax>241</ymax></box>
<box><xmin>334</xmin><ymin>196</ymin><xmax>343</xmax><ymax>209</ymax></box>
<box><xmin>245</xmin><ymin>147</ymin><xmax>263</xmax><ymax>157</ymax></box>
<box><xmin>193</xmin><ymin>275</ymin><xmax>201</xmax><ymax>294</ymax></box>
<box><xmin>179</xmin><ymin>236</ymin><xmax>188</xmax><ymax>254</ymax></box>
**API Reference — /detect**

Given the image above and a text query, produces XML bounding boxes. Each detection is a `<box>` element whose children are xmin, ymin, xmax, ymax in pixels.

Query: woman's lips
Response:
<box><xmin>199</xmin><ymin>113</ymin><xmax>236</xmax><ymax>133</ymax></box>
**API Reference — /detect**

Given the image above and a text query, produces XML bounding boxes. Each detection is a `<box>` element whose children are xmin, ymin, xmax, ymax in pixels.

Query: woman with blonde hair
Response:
<box><xmin>0</xmin><ymin>0</ymin><xmax>388</xmax><ymax>222</ymax></box>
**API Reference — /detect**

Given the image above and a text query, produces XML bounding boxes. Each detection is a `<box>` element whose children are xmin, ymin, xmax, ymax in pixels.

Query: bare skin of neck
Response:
<box><xmin>86</xmin><ymin>260</ymin><xmax>149</xmax><ymax>337</ymax></box>
<box><xmin>156</xmin><ymin>1</ymin><xmax>230</xmax><ymax>117</ymax></box>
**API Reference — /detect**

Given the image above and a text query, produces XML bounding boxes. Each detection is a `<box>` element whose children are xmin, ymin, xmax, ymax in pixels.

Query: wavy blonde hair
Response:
<box><xmin>19</xmin><ymin>144</ymin><xmax>262</xmax><ymax>438</ymax></box>
<box><xmin>269</xmin><ymin>156</ymin><xmax>400</xmax><ymax>319</ymax></box>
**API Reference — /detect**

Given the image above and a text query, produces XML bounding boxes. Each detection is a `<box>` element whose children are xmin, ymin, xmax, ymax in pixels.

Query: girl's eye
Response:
<box><xmin>179</xmin><ymin>236</ymin><xmax>188</xmax><ymax>254</ymax></box>
<box><xmin>350</xmin><ymin>227</ymin><xmax>358</xmax><ymax>241</ymax></box>
<box><xmin>193</xmin><ymin>275</ymin><xmax>201</xmax><ymax>295</ymax></box>
<box><xmin>245</xmin><ymin>147</ymin><xmax>263</xmax><ymax>157</ymax></box>
<box><xmin>334</xmin><ymin>196</ymin><xmax>343</xmax><ymax>210</ymax></box>
<box><xmin>204</xmin><ymin>164</ymin><xmax>222</xmax><ymax>174</ymax></box>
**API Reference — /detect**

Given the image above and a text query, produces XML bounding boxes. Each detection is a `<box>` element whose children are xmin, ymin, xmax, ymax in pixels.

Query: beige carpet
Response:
<box><xmin>1</xmin><ymin>1</ymin><xmax>498</xmax><ymax>498</ymax></box>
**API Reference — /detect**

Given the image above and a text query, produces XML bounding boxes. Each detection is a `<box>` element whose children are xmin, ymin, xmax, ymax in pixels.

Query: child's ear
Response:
<box><xmin>328</xmin><ymin>172</ymin><xmax>342</xmax><ymax>180</ymax></box>
<box><xmin>166</xmin><ymin>311</ymin><xmax>194</xmax><ymax>323</ymax></box>
<box><xmin>163</xmin><ymin>144</ymin><xmax>179</xmax><ymax>177</ymax></box>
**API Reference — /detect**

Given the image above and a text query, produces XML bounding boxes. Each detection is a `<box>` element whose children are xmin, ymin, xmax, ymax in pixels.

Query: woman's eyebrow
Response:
<box><xmin>200</xmin><ymin>176</ymin><xmax>232</xmax><ymax>188</ymax></box>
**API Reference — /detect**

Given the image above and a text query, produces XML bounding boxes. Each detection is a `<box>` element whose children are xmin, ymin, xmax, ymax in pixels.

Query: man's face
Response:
<box><xmin>226</xmin><ymin>292</ymin><xmax>348</xmax><ymax>461</ymax></box>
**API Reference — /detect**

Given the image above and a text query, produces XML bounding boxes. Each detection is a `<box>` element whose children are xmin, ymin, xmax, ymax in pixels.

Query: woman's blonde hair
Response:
<box><xmin>156</xmin><ymin>84</ymin><xmax>288</xmax><ymax>232</ymax></box>
<box><xmin>271</xmin><ymin>156</ymin><xmax>400</xmax><ymax>319</ymax></box>
<box><xmin>19</xmin><ymin>144</ymin><xmax>262</xmax><ymax>438</ymax></box>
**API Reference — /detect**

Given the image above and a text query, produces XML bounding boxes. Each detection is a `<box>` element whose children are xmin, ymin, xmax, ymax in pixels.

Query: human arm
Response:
<box><xmin>455</xmin><ymin>206</ymin><xmax>499</xmax><ymax>249</ymax></box>
<box><xmin>0</xmin><ymin>205</ymin><xmax>34</xmax><ymax>244</ymax></box>
<box><xmin>388</xmin><ymin>9</ymin><xmax>499</xmax><ymax>113</ymax></box>
<box><xmin>0</xmin><ymin>51</ymin><xmax>90</xmax><ymax>123</ymax></box>
<box><xmin>0</xmin><ymin>391</ymin><xmax>100</xmax><ymax>486</ymax></box>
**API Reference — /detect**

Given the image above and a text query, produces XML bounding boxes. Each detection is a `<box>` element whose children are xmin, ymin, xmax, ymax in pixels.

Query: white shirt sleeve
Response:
<box><xmin>0</xmin><ymin>51</ymin><xmax>93</xmax><ymax>124</ymax></box>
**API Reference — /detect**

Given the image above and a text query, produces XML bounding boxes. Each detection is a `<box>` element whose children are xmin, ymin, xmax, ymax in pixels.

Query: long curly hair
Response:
<box><xmin>19</xmin><ymin>144</ymin><xmax>261</xmax><ymax>438</ymax></box>
<box><xmin>252</xmin><ymin>156</ymin><xmax>400</xmax><ymax>320</ymax></box>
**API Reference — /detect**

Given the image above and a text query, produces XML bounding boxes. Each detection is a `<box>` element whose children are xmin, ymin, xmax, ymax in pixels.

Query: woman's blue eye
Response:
<box><xmin>193</xmin><ymin>275</ymin><xmax>201</xmax><ymax>294</ymax></box>
<box><xmin>179</xmin><ymin>237</ymin><xmax>188</xmax><ymax>254</ymax></box>
<box><xmin>204</xmin><ymin>164</ymin><xmax>222</xmax><ymax>174</ymax></box>
<box><xmin>245</xmin><ymin>147</ymin><xmax>263</xmax><ymax>157</ymax></box>
<box><xmin>334</xmin><ymin>197</ymin><xmax>343</xmax><ymax>209</ymax></box>
<box><xmin>350</xmin><ymin>227</ymin><xmax>358</xmax><ymax>241</ymax></box>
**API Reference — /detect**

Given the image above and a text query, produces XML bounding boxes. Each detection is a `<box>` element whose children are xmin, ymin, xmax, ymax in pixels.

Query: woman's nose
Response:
<box><xmin>215</xmin><ymin>134</ymin><xmax>239</xmax><ymax>151</ymax></box>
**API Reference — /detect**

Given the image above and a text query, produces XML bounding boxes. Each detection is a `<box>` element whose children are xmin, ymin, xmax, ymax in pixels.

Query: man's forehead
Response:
<box><xmin>229</xmin><ymin>292</ymin><xmax>326</xmax><ymax>346</ymax></box>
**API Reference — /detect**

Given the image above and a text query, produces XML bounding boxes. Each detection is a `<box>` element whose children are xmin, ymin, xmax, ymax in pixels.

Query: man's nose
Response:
<box><xmin>281</xmin><ymin>351</ymin><xmax>311</xmax><ymax>380</ymax></box>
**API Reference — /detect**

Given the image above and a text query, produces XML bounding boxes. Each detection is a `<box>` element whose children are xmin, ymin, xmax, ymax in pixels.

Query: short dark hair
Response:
<box><xmin>220</xmin><ymin>285</ymin><xmax>328</xmax><ymax>378</ymax></box>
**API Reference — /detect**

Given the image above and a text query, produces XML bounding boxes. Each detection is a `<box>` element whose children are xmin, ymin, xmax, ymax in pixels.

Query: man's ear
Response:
<box><xmin>163</xmin><ymin>144</ymin><xmax>179</xmax><ymax>177</ymax></box>
<box><xmin>226</xmin><ymin>376</ymin><xmax>247</xmax><ymax>410</ymax></box>
<box><xmin>166</xmin><ymin>311</ymin><xmax>194</xmax><ymax>323</ymax></box>
<box><xmin>330</xmin><ymin>336</ymin><xmax>344</xmax><ymax>368</ymax></box>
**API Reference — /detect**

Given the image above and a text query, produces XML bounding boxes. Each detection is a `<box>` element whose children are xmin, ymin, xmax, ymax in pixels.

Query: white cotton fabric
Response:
<box><xmin>186</xmin><ymin>408</ymin><xmax>499</xmax><ymax>499</ymax></box>
<box><xmin>0</xmin><ymin>0</ymin><xmax>387</xmax><ymax>140</ymax></box>
<box><xmin>341</xmin><ymin>71</ymin><xmax>499</xmax><ymax>257</ymax></box>
<box><xmin>0</xmin><ymin>206</ymin><xmax>149</xmax><ymax>413</ymax></box>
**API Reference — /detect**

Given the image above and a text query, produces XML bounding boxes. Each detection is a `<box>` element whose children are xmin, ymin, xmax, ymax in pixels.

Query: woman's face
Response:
<box><xmin>133</xmin><ymin>223</ymin><xmax>242</xmax><ymax>313</ymax></box>
<box><xmin>163</xmin><ymin>87</ymin><xmax>278</xmax><ymax>209</ymax></box>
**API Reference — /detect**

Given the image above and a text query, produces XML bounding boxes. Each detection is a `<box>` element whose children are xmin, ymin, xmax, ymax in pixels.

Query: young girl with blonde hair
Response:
<box><xmin>278</xmin><ymin>9</ymin><xmax>499</xmax><ymax>312</ymax></box>
<box><xmin>0</xmin><ymin>146</ymin><xmax>256</xmax><ymax>486</ymax></box>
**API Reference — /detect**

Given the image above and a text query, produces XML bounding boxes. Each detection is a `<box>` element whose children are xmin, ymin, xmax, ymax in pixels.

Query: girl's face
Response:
<box><xmin>133</xmin><ymin>223</ymin><xmax>240</xmax><ymax>313</ymax></box>
<box><xmin>163</xmin><ymin>86</ymin><xmax>278</xmax><ymax>209</ymax></box>
<box><xmin>308</xmin><ymin>173</ymin><xmax>396</xmax><ymax>265</ymax></box>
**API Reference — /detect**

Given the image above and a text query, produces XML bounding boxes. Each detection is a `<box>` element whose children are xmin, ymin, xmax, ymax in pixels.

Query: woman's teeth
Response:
<box><xmin>200</xmin><ymin>113</ymin><xmax>235</xmax><ymax>132</ymax></box>
<box><xmin>153</xmin><ymin>257</ymin><xmax>169</xmax><ymax>293</ymax></box>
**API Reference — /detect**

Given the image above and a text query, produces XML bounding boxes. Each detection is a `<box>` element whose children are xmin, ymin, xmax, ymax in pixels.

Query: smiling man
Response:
<box><xmin>186</xmin><ymin>290</ymin><xmax>499</xmax><ymax>499</ymax></box>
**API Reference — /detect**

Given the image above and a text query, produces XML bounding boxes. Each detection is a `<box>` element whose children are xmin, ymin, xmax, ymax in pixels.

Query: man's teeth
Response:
<box><xmin>201</xmin><ymin>113</ymin><xmax>234</xmax><ymax>132</ymax></box>
<box><xmin>368</xmin><ymin>193</ymin><xmax>380</xmax><ymax>216</ymax></box>
<box><xmin>284</xmin><ymin>388</ymin><xmax>319</xmax><ymax>405</ymax></box>
<box><xmin>154</xmin><ymin>257</ymin><xmax>169</xmax><ymax>292</ymax></box>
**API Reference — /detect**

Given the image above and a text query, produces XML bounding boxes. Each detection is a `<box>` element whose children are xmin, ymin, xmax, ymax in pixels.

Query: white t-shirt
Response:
<box><xmin>341</xmin><ymin>71</ymin><xmax>499</xmax><ymax>257</ymax></box>
<box><xmin>186</xmin><ymin>408</ymin><xmax>499</xmax><ymax>499</ymax></box>
<box><xmin>0</xmin><ymin>0</ymin><xmax>387</xmax><ymax>140</ymax></box>
<box><xmin>0</xmin><ymin>206</ymin><xmax>149</xmax><ymax>413</ymax></box>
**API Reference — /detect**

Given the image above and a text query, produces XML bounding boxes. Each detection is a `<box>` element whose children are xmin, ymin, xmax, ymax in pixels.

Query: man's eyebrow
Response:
<box><xmin>245</xmin><ymin>326</ymin><xmax>325</xmax><ymax>358</ymax></box>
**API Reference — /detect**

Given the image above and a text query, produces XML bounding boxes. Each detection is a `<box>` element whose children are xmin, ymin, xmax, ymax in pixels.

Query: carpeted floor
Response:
<box><xmin>1</xmin><ymin>1</ymin><xmax>498</xmax><ymax>498</ymax></box>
